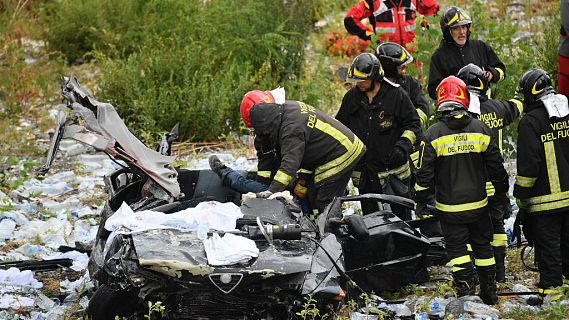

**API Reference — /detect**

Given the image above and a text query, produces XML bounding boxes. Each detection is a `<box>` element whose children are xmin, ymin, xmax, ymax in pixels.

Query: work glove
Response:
<box><xmin>513</xmin><ymin>198</ymin><xmax>533</xmax><ymax>247</ymax></box>
<box><xmin>415</xmin><ymin>202</ymin><xmax>434</xmax><ymax>220</ymax></box>
<box><xmin>362</xmin><ymin>29</ymin><xmax>373</xmax><ymax>41</ymax></box>
<box><xmin>255</xmin><ymin>190</ymin><xmax>273</xmax><ymax>199</ymax></box>
<box><xmin>489</xmin><ymin>193</ymin><xmax>513</xmax><ymax>220</ymax></box>
<box><xmin>388</xmin><ymin>140</ymin><xmax>411</xmax><ymax>166</ymax></box>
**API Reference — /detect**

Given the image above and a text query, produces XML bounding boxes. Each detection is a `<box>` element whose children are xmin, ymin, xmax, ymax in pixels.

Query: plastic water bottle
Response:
<box><xmin>429</xmin><ymin>300</ymin><xmax>443</xmax><ymax>317</ymax></box>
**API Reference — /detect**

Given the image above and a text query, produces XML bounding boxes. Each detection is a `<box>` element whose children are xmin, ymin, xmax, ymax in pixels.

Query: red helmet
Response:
<box><xmin>240</xmin><ymin>90</ymin><xmax>275</xmax><ymax>127</ymax></box>
<box><xmin>436</xmin><ymin>76</ymin><xmax>469</xmax><ymax>111</ymax></box>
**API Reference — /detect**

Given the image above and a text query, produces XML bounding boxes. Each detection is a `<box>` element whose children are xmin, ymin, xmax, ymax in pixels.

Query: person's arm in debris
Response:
<box><xmin>407</xmin><ymin>76</ymin><xmax>430</xmax><ymax>126</ymax></box>
<box><xmin>344</xmin><ymin>0</ymin><xmax>375</xmax><ymax>41</ymax></box>
<box><xmin>268</xmin><ymin>126</ymin><xmax>306</xmax><ymax>193</ymax></box>
<box><xmin>417</xmin><ymin>0</ymin><xmax>439</xmax><ymax>16</ymax></box>
<box><xmin>482</xmin><ymin>42</ymin><xmax>506</xmax><ymax>83</ymax></box>
<box><xmin>513</xmin><ymin>115</ymin><xmax>542</xmax><ymax>200</ymax></box>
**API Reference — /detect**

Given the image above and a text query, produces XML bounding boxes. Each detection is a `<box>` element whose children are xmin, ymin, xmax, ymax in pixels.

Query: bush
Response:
<box><xmin>41</xmin><ymin>0</ymin><xmax>332</xmax><ymax>142</ymax></box>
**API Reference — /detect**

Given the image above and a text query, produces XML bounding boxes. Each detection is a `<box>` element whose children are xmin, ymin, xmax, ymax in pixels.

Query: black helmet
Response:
<box><xmin>346</xmin><ymin>52</ymin><xmax>384</xmax><ymax>84</ymax></box>
<box><xmin>375</xmin><ymin>42</ymin><xmax>413</xmax><ymax>79</ymax></box>
<box><xmin>457</xmin><ymin>63</ymin><xmax>488</xmax><ymax>96</ymax></box>
<box><xmin>440</xmin><ymin>6</ymin><xmax>472</xmax><ymax>43</ymax></box>
<box><xmin>517</xmin><ymin>69</ymin><xmax>555</xmax><ymax>104</ymax></box>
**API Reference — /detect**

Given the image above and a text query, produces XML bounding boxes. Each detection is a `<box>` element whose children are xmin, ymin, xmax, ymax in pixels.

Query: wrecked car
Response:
<box><xmin>41</xmin><ymin>76</ymin><xmax>432</xmax><ymax>319</ymax></box>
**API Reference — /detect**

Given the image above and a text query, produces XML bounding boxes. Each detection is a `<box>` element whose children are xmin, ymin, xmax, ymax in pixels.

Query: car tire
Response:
<box><xmin>87</xmin><ymin>284</ymin><xmax>142</xmax><ymax>320</ymax></box>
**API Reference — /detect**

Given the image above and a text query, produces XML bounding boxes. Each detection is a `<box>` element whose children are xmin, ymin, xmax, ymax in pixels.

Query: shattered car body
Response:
<box><xmin>41</xmin><ymin>76</ymin><xmax>433</xmax><ymax>319</ymax></box>
<box><xmin>41</xmin><ymin>76</ymin><xmax>347</xmax><ymax>319</ymax></box>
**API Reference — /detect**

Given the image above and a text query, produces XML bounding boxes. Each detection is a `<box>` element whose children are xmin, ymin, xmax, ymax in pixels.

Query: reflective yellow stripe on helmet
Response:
<box><xmin>475</xmin><ymin>257</ymin><xmax>496</xmax><ymax>267</ymax></box>
<box><xmin>515</xmin><ymin>175</ymin><xmax>537</xmax><ymax>188</ymax></box>
<box><xmin>509</xmin><ymin>98</ymin><xmax>524</xmax><ymax>115</ymax></box>
<box><xmin>430</xmin><ymin>133</ymin><xmax>490</xmax><ymax>157</ymax></box>
<box><xmin>495</xmin><ymin>67</ymin><xmax>505</xmax><ymax>82</ymax></box>
<box><xmin>435</xmin><ymin>197</ymin><xmax>488</xmax><ymax>212</ymax></box>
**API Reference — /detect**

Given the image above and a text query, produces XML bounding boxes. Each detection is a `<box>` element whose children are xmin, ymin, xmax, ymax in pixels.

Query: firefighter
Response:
<box><xmin>336</xmin><ymin>52</ymin><xmax>421</xmax><ymax>219</ymax></box>
<box><xmin>415</xmin><ymin>76</ymin><xmax>509</xmax><ymax>304</ymax></box>
<box><xmin>560</xmin><ymin>0</ymin><xmax>569</xmax><ymax>97</ymax></box>
<box><xmin>239</xmin><ymin>91</ymin><xmax>366</xmax><ymax>218</ymax></box>
<box><xmin>344</xmin><ymin>0</ymin><xmax>438</xmax><ymax>50</ymax></box>
<box><xmin>375</xmin><ymin>42</ymin><xmax>441</xmax><ymax>238</ymax></box>
<box><xmin>427</xmin><ymin>6</ymin><xmax>505</xmax><ymax>100</ymax></box>
<box><xmin>376</xmin><ymin>42</ymin><xmax>430</xmax><ymax>127</ymax></box>
<box><xmin>513</xmin><ymin>69</ymin><xmax>569</xmax><ymax>305</ymax></box>
<box><xmin>457</xmin><ymin>63</ymin><xmax>523</xmax><ymax>282</ymax></box>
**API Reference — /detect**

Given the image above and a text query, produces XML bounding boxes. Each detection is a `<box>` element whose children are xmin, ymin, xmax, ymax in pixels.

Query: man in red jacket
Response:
<box><xmin>344</xmin><ymin>0</ymin><xmax>438</xmax><ymax>50</ymax></box>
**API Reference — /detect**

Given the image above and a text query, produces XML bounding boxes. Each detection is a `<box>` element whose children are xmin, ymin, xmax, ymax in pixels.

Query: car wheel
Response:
<box><xmin>87</xmin><ymin>284</ymin><xmax>142</xmax><ymax>320</ymax></box>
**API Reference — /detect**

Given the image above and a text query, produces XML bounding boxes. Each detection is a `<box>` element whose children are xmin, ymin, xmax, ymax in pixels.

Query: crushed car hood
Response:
<box><xmin>131</xmin><ymin>229</ymin><xmax>314</xmax><ymax>278</ymax></box>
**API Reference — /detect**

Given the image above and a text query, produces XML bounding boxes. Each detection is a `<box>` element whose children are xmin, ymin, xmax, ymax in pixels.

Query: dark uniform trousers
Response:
<box><xmin>532</xmin><ymin>210</ymin><xmax>569</xmax><ymax>293</ymax></box>
<box><xmin>440</xmin><ymin>209</ymin><xmax>495</xmax><ymax>289</ymax></box>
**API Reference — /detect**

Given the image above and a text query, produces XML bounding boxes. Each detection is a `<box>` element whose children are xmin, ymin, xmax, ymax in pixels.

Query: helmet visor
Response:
<box><xmin>438</xmin><ymin>101</ymin><xmax>466</xmax><ymax>112</ymax></box>
<box><xmin>346</xmin><ymin>65</ymin><xmax>371</xmax><ymax>84</ymax></box>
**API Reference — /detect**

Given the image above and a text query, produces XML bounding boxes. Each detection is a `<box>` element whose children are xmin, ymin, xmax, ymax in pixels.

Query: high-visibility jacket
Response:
<box><xmin>415</xmin><ymin>111</ymin><xmax>508</xmax><ymax>224</ymax></box>
<box><xmin>336</xmin><ymin>79</ymin><xmax>421</xmax><ymax>184</ymax></box>
<box><xmin>514</xmin><ymin>100</ymin><xmax>569</xmax><ymax>215</ymax></box>
<box><xmin>344</xmin><ymin>0</ymin><xmax>438</xmax><ymax>48</ymax></box>
<box><xmin>468</xmin><ymin>94</ymin><xmax>522</xmax><ymax>197</ymax></box>
<box><xmin>249</xmin><ymin>101</ymin><xmax>365</xmax><ymax>193</ymax></box>
<box><xmin>428</xmin><ymin>40</ymin><xmax>506</xmax><ymax>100</ymax></box>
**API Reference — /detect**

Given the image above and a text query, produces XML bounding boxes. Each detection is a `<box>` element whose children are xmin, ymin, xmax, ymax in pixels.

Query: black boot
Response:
<box><xmin>494</xmin><ymin>246</ymin><xmax>506</xmax><ymax>282</ymax></box>
<box><xmin>208</xmin><ymin>155</ymin><xmax>226</xmax><ymax>178</ymax></box>
<box><xmin>477</xmin><ymin>266</ymin><xmax>498</xmax><ymax>305</ymax></box>
<box><xmin>454</xmin><ymin>270</ymin><xmax>477</xmax><ymax>297</ymax></box>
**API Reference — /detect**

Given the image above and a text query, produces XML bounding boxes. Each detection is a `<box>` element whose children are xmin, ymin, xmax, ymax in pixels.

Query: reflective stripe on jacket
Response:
<box><xmin>345</xmin><ymin>0</ymin><xmax>438</xmax><ymax>47</ymax></box>
<box><xmin>249</xmin><ymin>101</ymin><xmax>365</xmax><ymax>193</ymax></box>
<box><xmin>514</xmin><ymin>102</ymin><xmax>569</xmax><ymax>214</ymax></box>
<box><xmin>415</xmin><ymin>112</ymin><xmax>508</xmax><ymax>223</ymax></box>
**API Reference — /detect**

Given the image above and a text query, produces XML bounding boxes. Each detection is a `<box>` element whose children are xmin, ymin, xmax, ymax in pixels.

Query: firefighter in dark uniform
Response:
<box><xmin>240</xmin><ymin>91</ymin><xmax>366</xmax><ymax>217</ymax></box>
<box><xmin>457</xmin><ymin>63</ymin><xmax>523</xmax><ymax>282</ymax></box>
<box><xmin>376</xmin><ymin>42</ymin><xmax>430</xmax><ymax>127</ymax></box>
<box><xmin>513</xmin><ymin>69</ymin><xmax>569</xmax><ymax>305</ymax></box>
<box><xmin>375</xmin><ymin>42</ymin><xmax>443</xmax><ymax>238</ymax></box>
<box><xmin>337</xmin><ymin>52</ymin><xmax>421</xmax><ymax>219</ymax></box>
<box><xmin>428</xmin><ymin>6</ymin><xmax>506</xmax><ymax>100</ymax></box>
<box><xmin>415</xmin><ymin>76</ymin><xmax>509</xmax><ymax>304</ymax></box>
